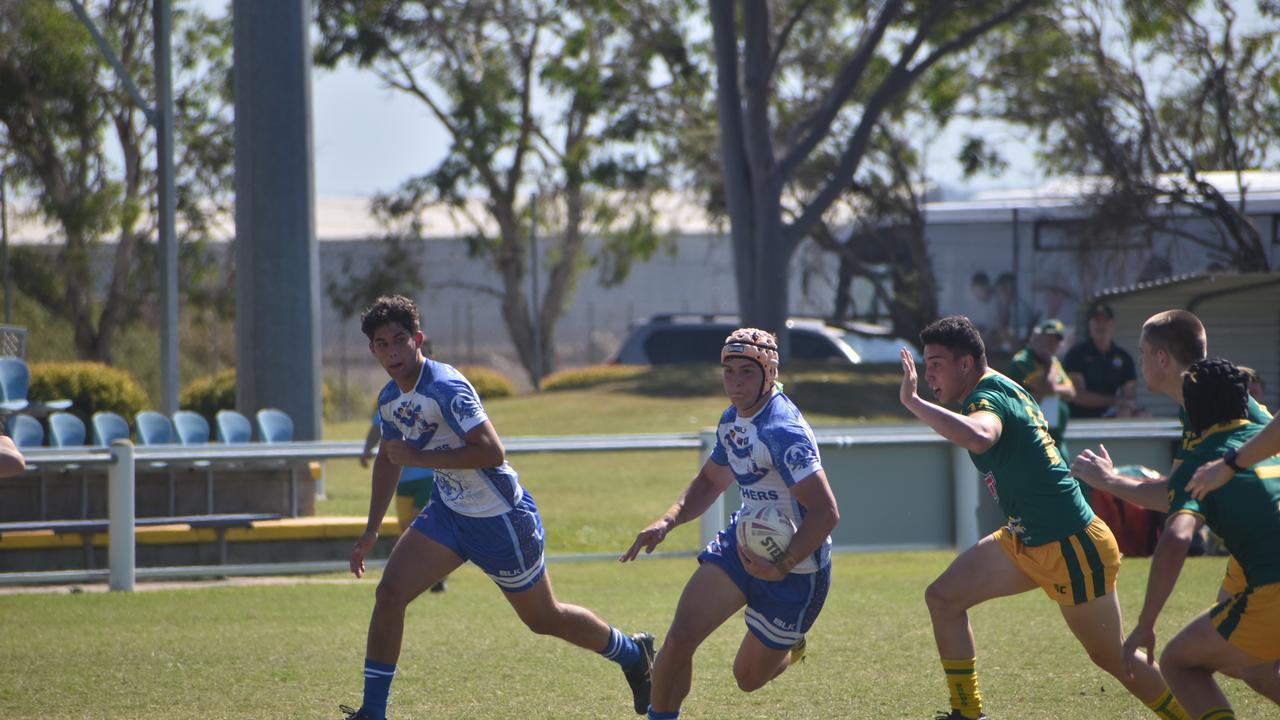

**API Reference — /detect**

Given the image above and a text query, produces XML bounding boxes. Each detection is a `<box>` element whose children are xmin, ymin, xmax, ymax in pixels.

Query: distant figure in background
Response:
<box><xmin>1008</xmin><ymin>319</ymin><xmax>1076</xmax><ymax>456</ymax></box>
<box><xmin>1238</xmin><ymin>366</ymin><xmax>1268</xmax><ymax>409</ymax></box>
<box><xmin>1063</xmin><ymin>302</ymin><xmax>1138</xmax><ymax>418</ymax></box>
<box><xmin>0</xmin><ymin>425</ymin><xmax>26</xmax><ymax>477</ymax></box>
<box><xmin>990</xmin><ymin>272</ymin><xmax>1037</xmax><ymax>354</ymax></box>
<box><xmin>968</xmin><ymin>272</ymin><xmax>998</xmax><ymax>341</ymax></box>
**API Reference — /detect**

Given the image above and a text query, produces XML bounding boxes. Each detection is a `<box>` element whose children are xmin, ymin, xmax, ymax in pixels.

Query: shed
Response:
<box><xmin>1094</xmin><ymin>273</ymin><xmax>1280</xmax><ymax>418</ymax></box>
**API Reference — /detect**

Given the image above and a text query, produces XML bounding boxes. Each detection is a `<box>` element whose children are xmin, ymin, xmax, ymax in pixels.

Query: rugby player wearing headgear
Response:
<box><xmin>621</xmin><ymin>328</ymin><xmax>839</xmax><ymax>720</ymax></box>
<box><xmin>899</xmin><ymin>316</ymin><xmax>1188</xmax><ymax>720</ymax></box>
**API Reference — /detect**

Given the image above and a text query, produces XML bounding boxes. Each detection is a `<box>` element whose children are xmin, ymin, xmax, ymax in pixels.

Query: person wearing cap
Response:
<box><xmin>1063</xmin><ymin>302</ymin><xmax>1138</xmax><ymax>418</ymax></box>
<box><xmin>1008</xmin><ymin>318</ymin><xmax>1076</xmax><ymax>454</ymax></box>
<box><xmin>1123</xmin><ymin>358</ymin><xmax>1280</xmax><ymax>718</ymax></box>
<box><xmin>621</xmin><ymin>328</ymin><xmax>839</xmax><ymax>720</ymax></box>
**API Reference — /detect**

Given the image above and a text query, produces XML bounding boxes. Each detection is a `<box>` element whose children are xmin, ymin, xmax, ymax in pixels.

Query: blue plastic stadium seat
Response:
<box><xmin>172</xmin><ymin>410</ymin><xmax>211</xmax><ymax>445</ymax></box>
<box><xmin>135</xmin><ymin>411</ymin><xmax>176</xmax><ymax>445</ymax></box>
<box><xmin>0</xmin><ymin>356</ymin><xmax>71</xmax><ymax>413</ymax></box>
<box><xmin>215</xmin><ymin>409</ymin><xmax>253</xmax><ymax>443</ymax></box>
<box><xmin>91</xmin><ymin>411</ymin><xmax>131</xmax><ymax>446</ymax></box>
<box><xmin>8</xmin><ymin>413</ymin><xmax>44</xmax><ymax>448</ymax></box>
<box><xmin>255</xmin><ymin>408</ymin><xmax>294</xmax><ymax>444</ymax></box>
<box><xmin>47</xmin><ymin>412</ymin><xmax>87</xmax><ymax>447</ymax></box>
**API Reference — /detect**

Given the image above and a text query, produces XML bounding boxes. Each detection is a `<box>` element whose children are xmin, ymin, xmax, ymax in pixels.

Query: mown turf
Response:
<box><xmin>0</xmin><ymin>554</ymin><xmax>1270</xmax><ymax>718</ymax></box>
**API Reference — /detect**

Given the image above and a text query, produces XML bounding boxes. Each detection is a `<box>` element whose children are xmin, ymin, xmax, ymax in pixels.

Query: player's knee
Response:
<box><xmin>374</xmin><ymin>577</ymin><xmax>414</xmax><ymax>610</ymax></box>
<box><xmin>924</xmin><ymin>579</ymin><xmax>956</xmax><ymax>614</ymax></box>
<box><xmin>733</xmin><ymin>665</ymin><xmax>769</xmax><ymax>693</ymax></box>
<box><xmin>659</xmin><ymin>622</ymin><xmax>701</xmax><ymax>658</ymax></box>
<box><xmin>516</xmin><ymin>606</ymin><xmax>562</xmax><ymax>636</ymax></box>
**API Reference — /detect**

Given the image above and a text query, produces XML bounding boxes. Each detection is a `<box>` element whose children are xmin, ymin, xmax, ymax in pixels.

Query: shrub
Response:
<box><xmin>541</xmin><ymin>364</ymin><xmax>648</xmax><ymax>391</ymax></box>
<box><xmin>180</xmin><ymin>368</ymin><xmax>237</xmax><ymax>424</ymax></box>
<box><xmin>29</xmin><ymin>361</ymin><xmax>150</xmax><ymax>424</ymax></box>
<box><xmin>455</xmin><ymin>365</ymin><xmax>514</xmax><ymax>399</ymax></box>
<box><xmin>182</xmin><ymin>368</ymin><xmax>336</xmax><ymax>423</ymax></box>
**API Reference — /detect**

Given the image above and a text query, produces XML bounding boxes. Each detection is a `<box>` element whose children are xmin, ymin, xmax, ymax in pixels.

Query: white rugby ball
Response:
<box><xmin>735</xmin><ymin>506</ymin><xmax>796</xmax><ymax>563</ymax></box>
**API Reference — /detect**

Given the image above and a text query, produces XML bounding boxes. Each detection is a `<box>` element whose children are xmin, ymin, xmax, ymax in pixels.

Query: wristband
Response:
<box><xmin>1223</xmin><ymin>447</ymin><xmax>1245</xmax><ymax>473</ymax></box>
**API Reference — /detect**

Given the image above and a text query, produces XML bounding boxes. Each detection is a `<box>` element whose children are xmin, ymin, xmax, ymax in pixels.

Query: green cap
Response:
<box><xmin>1035</xmin><ymin>318</ymin><xmax>1065</xmax><ymax>337</ymax></box>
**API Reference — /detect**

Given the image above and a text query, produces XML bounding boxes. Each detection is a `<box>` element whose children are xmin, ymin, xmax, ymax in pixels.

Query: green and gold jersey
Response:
<box><xmin>1008</xmin><ymin>348</ymin><xmax>1071</xmax><ymax>451</ymax></box>
<box><xmin>1169</xmin><ymin>421</ymin><xmax>1280</xmax><ymax>587</ymax></box>
<box><xmin>1176</xmin><ymin>397</ymin><xmax>1271</xmax><ymax>464</ymax></box>
<box><xmin>963</xmin><ymin>371</ymin><xmax>1094</xmax><ymax>546</ymax></box>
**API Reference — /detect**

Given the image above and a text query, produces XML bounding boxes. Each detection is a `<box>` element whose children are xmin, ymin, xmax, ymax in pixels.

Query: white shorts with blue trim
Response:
<box><xmin>411</xmin><ymin>491</ymin><xmax>546</xmax><ymax>593</ymax></box>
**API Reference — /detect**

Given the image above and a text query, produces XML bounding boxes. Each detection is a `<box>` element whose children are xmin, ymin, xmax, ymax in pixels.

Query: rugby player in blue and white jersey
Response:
<box><xmin>341</xmin><ymin>295</ymin><xmax>654</xmax><ymax>720</ymax></box>
<box><xmin>621</xmin><ymin>328</ymin><xmax>840</xmax><ymax>720</ymax></box>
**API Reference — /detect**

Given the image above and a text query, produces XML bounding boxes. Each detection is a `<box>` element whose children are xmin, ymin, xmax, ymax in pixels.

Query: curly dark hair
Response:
<box><xmin>920</xmin><ymin>316</ymin><xmax>986</xmax><ymax>368</ymax></box>
<box><xmin>360</xmin><ymin>295</ymin><xmax>421</xmax><ymax>340</ymax></box>
<box><xmin>1183</xmin><ymin>357</ymin><xmax>1249</xmax><ymax>434</ymax></box>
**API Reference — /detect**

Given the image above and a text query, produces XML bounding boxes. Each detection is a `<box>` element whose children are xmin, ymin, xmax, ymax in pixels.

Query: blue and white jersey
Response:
<box><xmin>710</xmin><ymin>392</ymin><xmax>830</xmax><ymax>574</ymax></box>
<box><xmin>376</xmin><ymin>359</ymin><xmax>522</xmax><ymax>518</ymax></box>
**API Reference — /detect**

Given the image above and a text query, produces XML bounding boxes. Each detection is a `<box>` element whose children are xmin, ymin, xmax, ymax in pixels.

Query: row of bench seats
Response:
<box><xmin>7</xmin><ymin>409</ymin><xmax>295</xmax><ymax>449</ymax></box>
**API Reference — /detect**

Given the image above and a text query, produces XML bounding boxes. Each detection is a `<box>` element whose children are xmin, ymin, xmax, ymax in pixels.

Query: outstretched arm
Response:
<box><xmin>1070</xmin><ymin>445</ymin><xmax>1171</xmax><ymax>512</ymax></box>
<box><xmin>1123</xmin><ymin>512</ymin><xmax>1198</xmax><ymax>678</ymax></box>
<box><xmin>900</xmin><ymin>348</ymin><xmax>1002</xmax><ymax>454</ymax></box>
<box><xmin>0</xmin><ymin>436</ymin><xmax>25</xmax><ymax>477</ymax></box>
<box><xmin>620</xmin><ymin>458</ymin><xmax>735</xmax><ymax>562</ymax></box>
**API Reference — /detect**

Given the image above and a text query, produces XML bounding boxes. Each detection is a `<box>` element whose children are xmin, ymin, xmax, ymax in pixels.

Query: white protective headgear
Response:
<box><xmin>721</xmin><ymin>327</ymin><xmax>780</xmax><ymax>404</ymax></box>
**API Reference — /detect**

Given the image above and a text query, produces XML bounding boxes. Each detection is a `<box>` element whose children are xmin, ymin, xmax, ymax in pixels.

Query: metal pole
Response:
<box><xmin>108</xmin><ymin>440</ymin><xmax>136</xmax><ymax>592</ymax></box>
<box><xmin>699</xmin><ymin>431</ymin><xmax>723</xmax><ymax>546</ymax></box>
<box><xmin>154</xmin><ymin>0</ymin><xmax>179</xmax><ymax>415</ymax></box>
<box><xmin>529</xmin><ymin>194</ymin><xmax>542</xmax><ymax>390</ymax></box>
<box><xmin>951</xmin><ymin>444</ymin><xmax>978</xmax><ymax>551</ymax></box>
<box><xmin>0</xmin><ymin>166</ymin><xmax>10</xmax><ymax>324</ymax></box>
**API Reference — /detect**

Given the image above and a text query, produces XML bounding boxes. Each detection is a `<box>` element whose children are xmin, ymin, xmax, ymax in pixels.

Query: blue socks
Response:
<box><xmin>361</xmin><ymin>658</ymin><xmax>397</xmax><ymax>720</ymax></box>
<box><xmin>648</xmin><ymin>709</ymin><xmax>680</xmax><ymax>719</ymax></box>
<box><xmin>599</xmin><ymin>626</ymin><xmax>643</xmax><ymax>667</ymax></box>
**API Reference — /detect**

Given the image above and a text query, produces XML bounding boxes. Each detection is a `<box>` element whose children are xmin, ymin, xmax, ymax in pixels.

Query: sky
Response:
<box><xmin>198</xmin><ymin>2</ymin><xmax>1043</xmax><ymax>201</ymax></box>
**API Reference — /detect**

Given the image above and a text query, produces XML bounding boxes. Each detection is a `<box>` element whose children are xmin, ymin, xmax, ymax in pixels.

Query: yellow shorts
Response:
<box><xmin>994</xmin><ymin>515</ymin><xmax>1121</xmax><ymax>607</ymax></box>
<box><xmin>1220</xmin><ymin>555</ymin><xmax>1247</xmax><ymax>597</ymax></box>
<box><xmin>1210</xmin><ymin>582</ymin><xmax>1280</xmax><ymax>661</ymax></box>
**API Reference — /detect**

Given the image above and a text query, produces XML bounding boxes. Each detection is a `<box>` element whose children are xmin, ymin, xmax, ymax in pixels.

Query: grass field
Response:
<box><xmin>1</xmin><ymin>554</ymin><xmax>1271</xmax><ymax>718</ymax></box>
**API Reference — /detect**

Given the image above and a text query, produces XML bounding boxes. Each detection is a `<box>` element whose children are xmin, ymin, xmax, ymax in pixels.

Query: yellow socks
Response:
<box><xmin>1144</xmin><ymin>689</ymin><xmax>1191</xmax><ymax>720</ymax></box>
<box><xmin>941</xmin><ymin>657</ymin><xmax>983</xmax><ymax>719</ymax></box>
<box><xmin>1197</xmin><ymin>709</ymin><xmax>1234</xmax><ymax>720</ymax></box>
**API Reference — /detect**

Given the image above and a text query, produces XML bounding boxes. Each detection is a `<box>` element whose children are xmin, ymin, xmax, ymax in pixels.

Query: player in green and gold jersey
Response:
<box><xmin>1125</xmin><ymin>358</ymin><xmax>1280</xmax><ymax>719</ymax></box>
<box><xmin>899</xmin><ymin>316</ymin><xmax>1188</xmax><ymax>720</ymax></box>
<box><xmin>1007</xmin><ymin>318</ymin><xmax>1075</xmax><ymax>457</ymax></box>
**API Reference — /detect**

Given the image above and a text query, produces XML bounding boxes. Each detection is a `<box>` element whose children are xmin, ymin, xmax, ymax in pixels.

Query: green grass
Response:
<box><xmin>1</xmin><ymin>554</ymin><xmax>1270</xmax><ymax>718</ymax></box>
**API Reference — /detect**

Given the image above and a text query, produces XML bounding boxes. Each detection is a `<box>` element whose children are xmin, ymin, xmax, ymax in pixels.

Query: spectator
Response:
<box><xmin>1008</xmin><ymin>318</ymin><xmax>1076</xmax><ymax>455</ymax></box>
<box><xmin>1063</xmin><ymin>302</ymin><xmax>1138</xmax><ymax>418</ymax></box>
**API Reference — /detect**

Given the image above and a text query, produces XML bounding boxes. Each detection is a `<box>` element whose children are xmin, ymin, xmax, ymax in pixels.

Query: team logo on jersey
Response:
<box><xmin>451</xmin><ymin>394</ymin><xmax>482</xmax><ymax>422</ymax></box>
<box><xmin>983</xmin><ymin>472</ymin><xmax>999</xmax><ymax>502</ymax></box>
<box><xmin>393</xmin><ymin>401</ymin><xmax>440</xmax><ymax>443</ymax></box>
<box><xmin>727</xmin><ymin>424</ymin><xmax>753</xmax><ymax>458</ymax></box>
<box><xmin>434</xmin><ymin>470</ymin><xmax>463</xmax><ymax>501</ymax></box>
<box><xmin>1006</xmin><ymin>516</ymin><xmax>1025</xmax><ymax>538</ymax></box>
<box><xmin>784</xmin><ymin>442</ymin><xmax>817</xmax><ymax>473</ymax></box>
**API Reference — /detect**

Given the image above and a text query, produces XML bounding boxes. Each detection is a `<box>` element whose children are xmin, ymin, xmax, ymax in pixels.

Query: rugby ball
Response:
<box><xmin>735</xmin><ymin>506</ymin><xmax>796</xmax><ymax>563</ymax></box>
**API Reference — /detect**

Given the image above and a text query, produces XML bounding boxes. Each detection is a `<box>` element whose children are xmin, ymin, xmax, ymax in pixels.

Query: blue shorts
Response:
<box><xmin>699</xmin><ymin>523</ymin><xmax>830</xmax><ymax>650</ymax></box>
<box><xmin>410</xmin><ymin>490</ymin><xmax>546</xmax><ymax>593</ymax></box>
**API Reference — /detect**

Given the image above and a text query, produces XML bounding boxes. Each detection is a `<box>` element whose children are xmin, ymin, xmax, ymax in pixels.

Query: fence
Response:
<box><xmin>1</xmin><ymin>420</ymin><xmax>1182</xmax><ymax>591</ymax></box>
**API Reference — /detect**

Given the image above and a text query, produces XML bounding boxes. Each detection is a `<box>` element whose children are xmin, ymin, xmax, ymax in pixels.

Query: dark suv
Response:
<box><xmin>611</xmin><ymin>314</ymin><xmax>863</xmax><ymax>365</ymax></box>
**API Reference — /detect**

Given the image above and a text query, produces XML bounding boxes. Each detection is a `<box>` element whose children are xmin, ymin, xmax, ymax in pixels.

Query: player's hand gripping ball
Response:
<box><xmin>735</xmin><ymin>506</ymin><xmax>795</xmax><ymax>563</ymax></box>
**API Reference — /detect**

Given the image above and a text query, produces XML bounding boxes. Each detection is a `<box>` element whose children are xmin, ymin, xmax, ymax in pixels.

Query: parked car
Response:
<box><xmin>611</xmin><ymin>314</ymin><xmax>866</xmax><ymax>365</ymax></box>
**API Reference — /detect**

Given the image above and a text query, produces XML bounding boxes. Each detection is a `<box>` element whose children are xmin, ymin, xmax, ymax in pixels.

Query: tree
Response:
<box><xmin>705</xmin><ymin>0</ymin><xmax>1042</xmax><ymax>346</ymax></box>
<box><xmin>975</xmin><ymin>0</ymin><xmax>1279</xmax><ymax>271</ymax></box>
<box><xmin>314</xmin><ymin>0</ymin><xmax>700</xmax><ymax>384</ymax></box>
<box><xmin>0</xmin><ymin>0</ymin><xmax>235</xmax><ymax>362</ymax></box>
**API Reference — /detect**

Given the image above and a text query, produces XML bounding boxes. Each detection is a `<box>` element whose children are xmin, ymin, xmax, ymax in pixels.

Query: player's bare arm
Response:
<box><xmin>740</xmin><ymin>469</ymin><xmax>839</xmax><ymax>583</ymax></box>
<box><xmin>0</xmin><ymin>435</ymin><xmax>26</xmax><ymax>478</ymax></box>
<box><xmin>383</xmin><ymin>420</ymin><xmax>505</xmax><ymax>470</ymax></box>
<box><xmin>620</xmin><ymin>458</ymin><xmax>734</xmax><ymax>562</ymax></box>
<box><xmin>900</xmin><ymin>348</ymin><xmax>1002</xmax><ymax>453</ymax></box>
<box><xmin>1124</xmin><ymin>512</ymin><xmax>1199</xmax><ymax>679</ymax></box>
<box><xmin>1070</xmin><ymin>444</ymin><xmax>1172</xmax><ymax>512</ymax></box>
<box><xmin>350</xmin><ymin>449</ymin><xmax>402</xmax><ymax>578</ymax></box>
<box><xmin>1187</xmin><ymin>413</ymin><xmax>1280</xmax><ymax>500</ymax></box>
